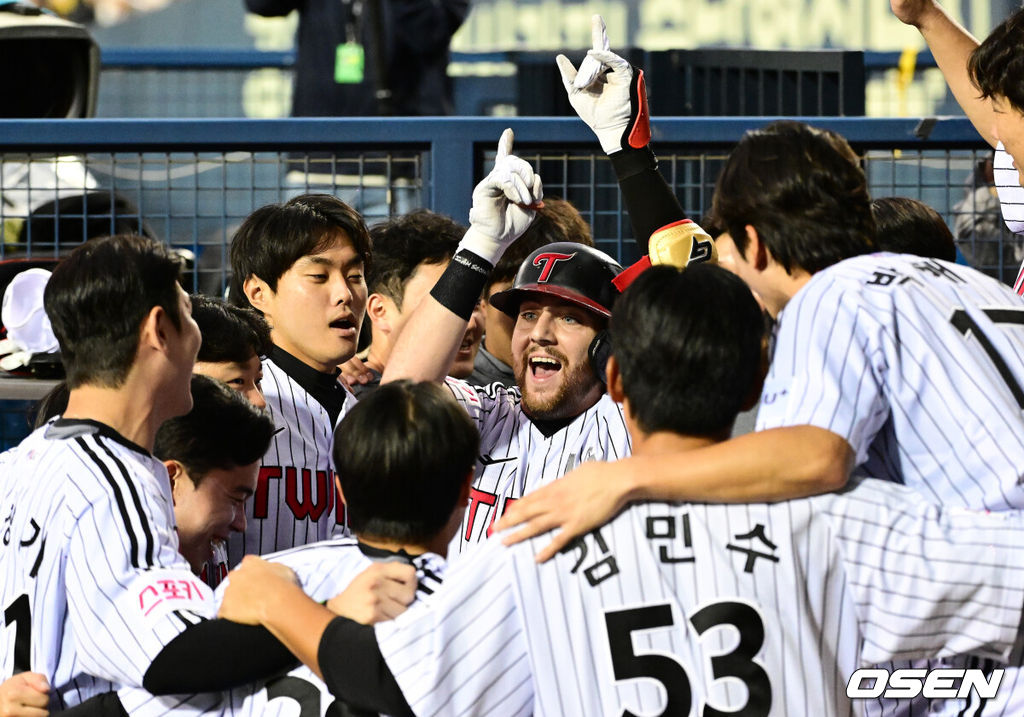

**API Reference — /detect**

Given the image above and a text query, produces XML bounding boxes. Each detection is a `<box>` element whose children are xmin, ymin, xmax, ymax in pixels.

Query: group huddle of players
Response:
<box><xmin>5</xmin><ymin>7</ymin><xmax>1024</xmax><ymax>717</ymax></box>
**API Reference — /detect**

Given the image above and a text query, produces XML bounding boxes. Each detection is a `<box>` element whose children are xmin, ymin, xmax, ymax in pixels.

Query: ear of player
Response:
<box><xmin>459</xmin><ymin>128</ymin><xmax>544</xmax><ymax>266</ymax></box>
<box><xmin>555</xmin><ymin>15</ymin><xmax>651</xmax><ymax>155</ymax></box>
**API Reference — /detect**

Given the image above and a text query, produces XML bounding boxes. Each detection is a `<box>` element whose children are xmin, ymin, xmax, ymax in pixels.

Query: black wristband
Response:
<box><xmin>610</xmin><ymin>145</ymin><xmax>658</xmax><ymax>181</ymax></box>
<box><xmin>429</xmin><ymin>248</ymin><xmax>492</xmax><ymax>321</ymax></box>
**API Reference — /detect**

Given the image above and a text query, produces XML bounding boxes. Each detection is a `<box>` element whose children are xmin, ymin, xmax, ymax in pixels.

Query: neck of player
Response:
<box><xmin>62</xmin><ymin>382</ymin><xmax>168</xmax><ymax>452</ymax></box>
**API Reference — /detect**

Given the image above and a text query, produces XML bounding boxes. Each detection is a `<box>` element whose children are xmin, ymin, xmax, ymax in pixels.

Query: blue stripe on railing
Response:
<box><xmin>98</xmin><ymin>48</ymin><xmax>935</xmax><ymax>73</ymax></box>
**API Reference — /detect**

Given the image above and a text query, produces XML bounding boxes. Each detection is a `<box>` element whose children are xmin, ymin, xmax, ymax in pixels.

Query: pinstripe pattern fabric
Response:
<box><xmin>443</xmin><ymin>378</ymin><xmax>631</xmax><ymax>559</ymax></box>
<box><xmin>376</xmin><ymin>478</ymin><xmax>1024</xmax><ymax>717</ymax></box>
<box><xmin>758</xmin><ymin>253</ymin><xmax>1024</xmax><ymax>511</ymax></box>
<box><xmin>117</xmin><ymin>538</ymin><xmax>447</xmax><ymax>716</ymax></box>
<box><xmin>0</xmin><ymin>420</ymin><xmax>215</xmax><ymax>708</ymax></box>
<box><xmin>757</xmin><ymin>251</ymin><xmax>1024</xmax><ymax>716</ymax></box>
<box><xmin>227</xmin><ymin>356</ymin><xmax>355</xmax><ymax>567</ymax></box>
<box><xmin>991</xmin><ymin>145</ymin><xmax>1024</xmax><ymax>296</ymax></box>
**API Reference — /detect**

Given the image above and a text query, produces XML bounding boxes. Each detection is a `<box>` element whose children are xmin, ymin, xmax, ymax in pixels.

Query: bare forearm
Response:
<box><xmin>382</xmin><ymin>295</ymin><xmax>469</xmax><ymax>384</ymax></box>
<box><xmin>914</xmin><ymin>2</ymin><xmax>994</xmax><ymax>146</ymax></box>
<box><xmin>627</xmin><ymin>426</ymin><xmax>853</xmax><ymax>504</ymax></box>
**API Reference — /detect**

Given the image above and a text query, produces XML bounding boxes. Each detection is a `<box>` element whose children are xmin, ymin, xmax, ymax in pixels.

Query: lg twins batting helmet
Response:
<box><xmin>489</xmin><ymin>242</ymin><xmax>624</xmax><ymax>319</ymax></box>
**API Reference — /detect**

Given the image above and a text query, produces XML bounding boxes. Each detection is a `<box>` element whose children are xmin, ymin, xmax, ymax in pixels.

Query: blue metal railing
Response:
<box><xmin>0</xmin><ymin>116</ymin><xmax>987</xmax><ymax>224</ymax></box>
<box><xmin>99</xmin><ymin>48</ymin><xmax>938</xmax><ymax>72</ymax></box>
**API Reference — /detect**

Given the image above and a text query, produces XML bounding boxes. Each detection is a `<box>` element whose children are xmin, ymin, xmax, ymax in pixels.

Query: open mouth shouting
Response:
<box><xmin>529</xmin><ymin>354</ymin><xmax>563</xmax><ymax>382</ymax></box>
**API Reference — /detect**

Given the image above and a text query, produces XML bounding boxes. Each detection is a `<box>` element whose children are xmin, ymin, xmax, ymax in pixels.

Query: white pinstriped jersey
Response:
<box><xmin>757</xmin><ymin>252</ymin><xmax>1024</xmax><ymax>511</ymax></box>
<box><xmin>117</xmin><ymin>538</ymin><xmax>446</xmax><ymax>717</ymax></box>
<box><xmin>444</xmin><ymin>378</ymin><xmax>630</xmax><ymax>556</ymax></box>
<box><xmin>376</xmin><ymin>478</ymin><xmax>1024</xmax><ymax>717</ymax></box>
<box><xmin>0</xmin><ymin>420</ymin><xmax>216</xmax><ymax>709</ymax></box>
<box><xmin>757</xmin><ymin>251</ymin><xmax>1024</xmax><ymax>716</ymax></box>
<box><xmin>992</xmin><ymin>144</ymin><xmax>1024</xmax><ymax>294</ymax></box>
<box><xmin>227</xmin><ymin>355</ymin><xmax>356</xmax><ymax>566</ymax></box>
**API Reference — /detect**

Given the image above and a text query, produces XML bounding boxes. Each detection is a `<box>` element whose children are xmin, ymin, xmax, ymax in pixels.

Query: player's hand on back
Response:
<box><xmin>459</xmin><ymin>128</ymin><xmax>543</xmax><ymax>266</ymax></box>
<box><xmin>0</xmin><ymin>672</ymin><xmax>49</xmax><ymax>717</ymax></box>
<box><xmin>326</xmin><ymin>562</ymin><xmax>417</xmax><ymax>624</ymax></box>
<box><xmin>556</xmin><ymin>14</ymin><xmax>650</xmax><ymax>155</ymax></box>
<box><xmin>218</xmin><ymin>555</ymin><xmax>301</xmax><ymax>625</ymax></box>
<box><xmin>494</xmin><ymin>457</ymin><xmax>637</xmax><ymax>562</ymax></box>
<box><xmin>890</xmin><ymin>0</ymin><xmax>940</xmax><ymax>28</ymax></box>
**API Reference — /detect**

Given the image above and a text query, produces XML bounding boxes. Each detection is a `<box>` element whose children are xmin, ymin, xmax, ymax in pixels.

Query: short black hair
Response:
<box><xmin>367</xmin><ymin>209</ymin><xmax>465</xmax><ymax>308</ymax></box>
<box><xmin>968</xmin><ymin>6</ymin><xmax>1024</xmax><ymax>112</ymax></box>
<box><xmin>611</xmin><ymin>264</ymin><xmax>764</xmax><ymax>437</ymax></box>
<box><xmin>333</xmin><ymin>380</ymin><xmax>478</xmax><ymax>544</ymax></box>
<box><xmin>153</xmin><ymin>374</ymin><xmax>275</xmax><ymax>486</ymax></box>
<box><xmin>44</xmin><ymin>234</ymin><xmax>186</xmax><ymax>389</ymax></box>
<box><xmin>871</xmin><ymin>196</ymin><xmax>957</xmax><ymax>262</ymax></box>
<box><xmin>228</xmin><ymin>194</ymin><xmax>372</xmax><ymax>309</ymax></box>
<box><xmin>488</xmin><ymin>198</ymin><xmax>594</xmax><ymax>288</ymax></box>
<box><xmin>713</xmin><ymin>121</ymin><xmax>876</xmax><ymax>275</ymax></box>
<box><xmin>191</xmin><ymin>294</ymin><xmax>272</xmax><ymax>363</ymax></box>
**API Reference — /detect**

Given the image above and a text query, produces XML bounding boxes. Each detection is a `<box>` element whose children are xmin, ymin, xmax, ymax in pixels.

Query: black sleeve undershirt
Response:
<box><xmin>610</xmin><ymin>145</ymin><xmax>688</xmax><ymax>251</ymax></box>
<box><xmin>142</xmin><ymin>619</ymin><xmax>299</xmax><ymax>695</ymax></box>
<box><xmin>52</xmin><ymin>692</ymin><xmax>128</xmax><ymax>717</ymax></box>
<box><xmin>318</xmin><ymin>616</ymin><xmax>414</xmax><ymax>716</ymax></box>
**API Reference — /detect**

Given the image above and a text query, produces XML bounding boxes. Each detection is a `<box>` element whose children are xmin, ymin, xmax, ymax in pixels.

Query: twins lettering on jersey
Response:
<box><xmin>465</xmin><ymin>488</ymin><xmax>518</xmax><ymax>541</ymax></box>
<box><xmin>252</xmin><ymin>466</ymin><xmax>346</xmax><ymax>526</ymax></box>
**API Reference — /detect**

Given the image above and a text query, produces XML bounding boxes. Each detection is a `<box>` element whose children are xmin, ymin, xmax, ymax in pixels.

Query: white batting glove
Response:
<box><xmin>556</xmin><ymin>14</ymin><xmax>651</xmax><ymax>155</ymax></box>
<box><xmin>459</xmin><ymin>128</ymin><xmax>543</xmax><ymax>265</ymax></box>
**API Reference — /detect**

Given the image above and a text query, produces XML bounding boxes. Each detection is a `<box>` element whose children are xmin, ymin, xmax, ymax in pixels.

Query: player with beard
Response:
<box><xmin>383</xmin><ymin>130</ymin><xmax>631</xmax><ymax>557</ymax></box>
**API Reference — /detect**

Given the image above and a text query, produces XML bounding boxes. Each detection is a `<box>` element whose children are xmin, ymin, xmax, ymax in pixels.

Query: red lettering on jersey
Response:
<box><xmin>486</xmin><ymin>496</ymin><xmax>518</xmax><ymax>538</ymax></box>
<box><xmin>465</xmin><ymin>487</ymin><xmax>497</xmax><ymax>541</ymax></box>
<box><xmin>465</xmin><ymin>490</ymin><xmax>520</xmax><ymax>540</ymax></box>
<box><xmin>252</xmin><ymin>466</ymin><xmax>282</xmax><ymax>519</ymax></box>
<box><xmin>532</xmin><ymin>252</ymin><xmax>576</xmax><ymax>283</ymax></box>
<box><xmin>285</xmin><ymin>467</ymin><xmax>331</xmax><ymax>522</ymax></box>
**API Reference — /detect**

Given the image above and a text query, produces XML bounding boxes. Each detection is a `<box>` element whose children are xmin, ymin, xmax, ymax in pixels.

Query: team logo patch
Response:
<box><xmin>532</xmin><ymin>252</ymin><xmax>576</xmax><ymax>283</ymax></box>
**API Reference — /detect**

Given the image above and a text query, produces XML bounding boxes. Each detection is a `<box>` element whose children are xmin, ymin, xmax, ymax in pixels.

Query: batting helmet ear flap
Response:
<box><xmin>588</xmin><ymin>329</ymin><xmax>612</xmax><ymax>386</ymax></box>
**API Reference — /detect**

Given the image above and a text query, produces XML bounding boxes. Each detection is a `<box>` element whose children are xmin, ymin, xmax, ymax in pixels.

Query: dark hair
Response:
<box><xmin>228</xmin><ymin>194</ymin><xmax>372</xmax><ymax>309</ymax></box>
<box><xmin>33</xmin><ymin>380</ymin><xmax>70</xmax><ymax>428</ymax></box>
<box><xmin>489</xmin><ymin>198</ymin><xmax>594</xmax><ymax>287</ymax></box>
<box><xmin>712</xmin><ymin>121</ymin><xmax>876</xmax><ymax>275</ymax></box>
<box><xmin>610</xmin><ymin>264</ymin><xmax>764</xmax><ymax>437</ymax></box>
<box><xmin>44</xmin><ymin>234</ymin><xmax>185</xmax><ymax>389</ymax></box>
<box><xmin>367</xmin><ymin>209</ymin><xmax>465</xmax><ymax>307</ymax></box>
<box><xmin>191</xmin><ymin>294</ymin><xmax>272</xmax><ymax>363</ymax></box>
<box><xmin>968</xmin><ymin>6</ymin><xmax>1024</xmax><ymax>112</ymax></box>
<box><xmin>333</xmin><ymin>380</ymin><xmax>478</xmax><ymax>543</ymax></box>
<box><xmin>153</xmin><ymin>374</ymin><xmax>275</xmax><ymax>486</ymax></box>
<box><xmin>871</xmin><ymin>197</ymin><xmax>957</xmax><ymax>262</ymax></box>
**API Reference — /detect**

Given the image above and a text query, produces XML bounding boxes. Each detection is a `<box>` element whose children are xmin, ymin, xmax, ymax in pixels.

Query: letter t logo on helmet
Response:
<box><xmin>532</xmin><ymin>252</ymin><xmax>577</xmax><ymax>283</ymax></box>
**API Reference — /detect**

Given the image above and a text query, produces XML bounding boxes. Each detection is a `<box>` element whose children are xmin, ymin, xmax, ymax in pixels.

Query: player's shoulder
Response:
<box><xmin>261</xmin><ymin>536</ymin><xmax>361</xmax><ymax>565</ymax></box>
<box><xmin>444</xmin><ymin>376</ymin><xmax>522</xmax><ymax>413</ymax></box>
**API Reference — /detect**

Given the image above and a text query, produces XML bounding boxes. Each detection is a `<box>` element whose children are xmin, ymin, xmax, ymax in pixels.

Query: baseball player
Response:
<box><xmin>190</xmin><ymin>295</ymin><xmax>271</xmax><ymax>409</ymax></box>
<box><xmin>223</xmin><ymin>264</ymin><xmax>1024</xmax><ymax>717</ymax></box>
<box><xmin>344</xmin><ymin>209</ymin><xmax>482</xmax><ymax>396</ymax></box>
<box><xmin>26</xmin><ymin>296</ymin><xmax>274</xmax><ymax>591</ymax></box>
<box><xmin>466</xmin><ymin>197</ymin><xmax>596</xmax><ymax>389</ymax></box>
<box><xmin>227</xmin><ymin>194</ymin><xmax>369</xmax><ymax>564</ymax></box>
<box><xmin>380</xmin><ymin>129</ymin><xmax>633</xmax><ymax>556</ymax></box>
<box><xmin>26</xmin><ymin>380</ymin><xmax>475</xmax><ymax>717</ymax></box>
<box><xmin>889</xmin><ymin>0</ymin><xmax>1024</xmax><ymax>293</ymax></box>
<box><xmin>0</xmin><ymin>236</ymin><xmax>218</xmax><ymax>708</ymax></box>
<box><xmin>500</xmin><ymin>41</ymin><xmax>1024</xmax><ymax>712</ymax></box>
